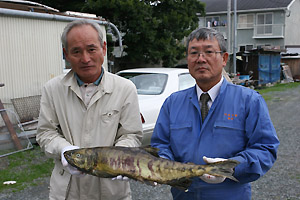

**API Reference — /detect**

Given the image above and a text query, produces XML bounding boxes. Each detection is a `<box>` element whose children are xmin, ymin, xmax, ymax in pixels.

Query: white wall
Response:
<box><xmin>285</xmin><ymin>0</ymin><xmax>300</xmax><ymax>47</ymax></box>
<box><xmin>0</xmin><ymin>15</ymin><xmax>107</xmax><ymax>125</ymax></box>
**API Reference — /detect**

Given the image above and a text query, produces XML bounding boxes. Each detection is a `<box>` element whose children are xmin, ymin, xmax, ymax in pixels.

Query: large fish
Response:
<box><xmin>64</xmin><ymin>146</ymin><xmax>239</xmax><ymax>190</ymax></box>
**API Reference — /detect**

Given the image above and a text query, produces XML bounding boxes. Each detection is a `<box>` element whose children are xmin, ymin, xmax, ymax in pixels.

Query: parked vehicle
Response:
<box><xmin>117</xmin><ymin>68</ymin><xmax>195</xmax><ymax>145</ymax></box>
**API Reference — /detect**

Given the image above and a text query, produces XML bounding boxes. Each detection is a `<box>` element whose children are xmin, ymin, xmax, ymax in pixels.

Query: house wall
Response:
<box><xmin>0</xmin><ymin>14</ymin><xmax>107</xmax><ymax>126</ymax></box>
<box><xmin>285</xmin><ymin>0</ymin><xmax>300</xmax><ymax>46</ymax></box>
<box><xmin>236</xmin><ymin>10</ymin><xmax>285</xmax><ymax>49</ymax></box>
<box><xmin>200</xmin><ymin>9</ymin><xmax>286</xmax><ymax>54</ymax></box>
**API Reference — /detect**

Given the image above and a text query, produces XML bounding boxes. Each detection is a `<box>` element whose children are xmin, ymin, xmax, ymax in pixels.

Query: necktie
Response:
<box><xmin>200</xmin><ymin>93</ymin><xmax>211</xmax><ymax>122</ymax></box>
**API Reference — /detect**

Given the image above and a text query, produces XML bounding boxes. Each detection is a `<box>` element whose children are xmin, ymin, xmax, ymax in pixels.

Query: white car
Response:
<box><xmin>117</xmin><ymin>68</ymin><xmax>195</xmax><ymax>145</ymax></box>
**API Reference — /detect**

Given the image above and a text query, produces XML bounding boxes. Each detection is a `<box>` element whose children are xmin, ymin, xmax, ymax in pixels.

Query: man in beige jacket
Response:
<box><xmin>37</xmin><ymin>19</ymin><xmax>143</xmax><ymax>200</ymax></box>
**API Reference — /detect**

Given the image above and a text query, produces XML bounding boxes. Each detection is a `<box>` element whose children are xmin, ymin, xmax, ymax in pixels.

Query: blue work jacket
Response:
<box><xmin>151</xmin><ymin>79</ymin><xmax>279</xmax><ymax>200</ymax></box>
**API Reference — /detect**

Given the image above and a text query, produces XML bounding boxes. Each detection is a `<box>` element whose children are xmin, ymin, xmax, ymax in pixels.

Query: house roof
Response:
<box><xmin>200</xmin><ymin>0</ymin><xmax>294</xmax><ymax>13</ymax></box>
<box><xmin>0</xmin><ymin>0</ymin><xmax>102</xmax><ymax>20</ymax></box>
<box><xmin>0</xmin><ymin>0</ymin><xmax>59</xmax><ymax>12</ymax></box>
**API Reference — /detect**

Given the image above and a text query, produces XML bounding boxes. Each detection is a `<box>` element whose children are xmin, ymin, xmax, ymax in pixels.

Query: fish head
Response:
<box><xmin>63</xmin><ymin>148</ymin><xmax>94</xmax><ymax>172</ymax></box>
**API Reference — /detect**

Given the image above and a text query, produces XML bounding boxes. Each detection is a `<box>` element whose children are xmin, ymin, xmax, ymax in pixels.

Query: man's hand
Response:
<box><xmin>61</xmin><ymin>146</ymin><xmax>86</xmax><ymax>177</ymax></box>
<box><xmin>200</xmin><ymin>156</ymin><xmax>227</xmax><ymax>184</ymax></box>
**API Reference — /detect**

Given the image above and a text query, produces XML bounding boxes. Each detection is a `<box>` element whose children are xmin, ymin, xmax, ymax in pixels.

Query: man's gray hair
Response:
<box><xmin>61</xmin><ymin>19</ymin><xmax>104</xmax><ymax>51</ymax></box>
<box><xmin>186</xmin><ymin>27</ymin><xmax>227</xmax><ymax>55</ymax></box>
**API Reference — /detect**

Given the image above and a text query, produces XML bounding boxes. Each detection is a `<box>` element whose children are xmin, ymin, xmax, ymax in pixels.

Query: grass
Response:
<box><xmin>255</xmin><ymin>82</ymin><xmax>300</xmax><ymax>101</ymax></box>
<box><xmin>0</xmin><ymin>144</ymin><xmax>54</xmax><ymax>193</ymax></box>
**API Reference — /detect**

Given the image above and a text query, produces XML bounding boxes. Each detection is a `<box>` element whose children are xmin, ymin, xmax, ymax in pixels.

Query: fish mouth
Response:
<box><xmin>63</xmin><ymin>151</ymin><xmax>73</xmax><ymax>163</ymax></box>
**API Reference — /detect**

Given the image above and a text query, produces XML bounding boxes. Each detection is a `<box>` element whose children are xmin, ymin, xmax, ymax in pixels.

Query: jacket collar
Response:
<box><xmin>74</xmin><ymin>68</ymin><xmax>104</xmax><ymax>86</ymax></box>
<box><xmin>189</xmin><ymin>78</ymin><xmax>230</xmax><ymax>110</ymax></box>
<box><xmin>61</xmin><ymin>68</ymin><xmax>113</xmax><ymax>96</ymax></box>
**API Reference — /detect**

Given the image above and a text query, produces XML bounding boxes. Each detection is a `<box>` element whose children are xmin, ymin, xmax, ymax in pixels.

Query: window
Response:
<box><xmin>245</xmin><ymin>45</ymin><xmax>254</xmax><ymax>51</ymax></box>
<box><xmin>257</xmin><ymin>13</ymin><xmax>273</xmax><ymax>34</ymax></box>
<box><xmin>239</xmin><ymin>45</ymin><xmax>254</xmax><ymax>51</ymax></box>
<box><xmin>256</xmin><ymin>44</ymin><xmax>271</xmax><ymax>49</ymax></box>
<box><xmin>205</xmin><ymin>17</ymin><xmax>220</xmax><ymax>27</ymax></box>
<box><xmin>238</xmin><ymin>14</ymin><xmax>254</xmax><ymax>29</ymax></box>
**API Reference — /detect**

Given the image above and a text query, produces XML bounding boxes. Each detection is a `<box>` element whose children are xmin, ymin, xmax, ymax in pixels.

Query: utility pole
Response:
<box><xmin>227</xmin><ymin>0</ymin><xmax>231</xmax><ymax>54</ymax></box>
<box><xmin>233</xmin><ymin>0</ymin><xmax>237</xmax><ymax>74</ymax></box>
<box><xmin>227</xmin><ymin>0</ymin><xmax>231</xmax><ymax>73</ymax></box>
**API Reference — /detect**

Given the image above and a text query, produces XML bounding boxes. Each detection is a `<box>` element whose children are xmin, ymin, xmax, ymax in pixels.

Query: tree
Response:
<box><xmin>31</xmin><ymin>0</ymin><xmax>205</xmax><ymax>68</ymax></box>
<box><xmin>30</xmin><ymin>0</ymin><xmax>85</xmax><ymax>12</ymax></box>
<box><xmin>83</xmin><ymin>0</ymin><xmax>205</xmax><ymax>68</ymax></box>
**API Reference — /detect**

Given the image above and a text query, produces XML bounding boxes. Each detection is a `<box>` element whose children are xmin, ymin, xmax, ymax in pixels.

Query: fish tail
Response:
<box><xmin>205</xmin><ymin>160</ymin><xmax>240</xmax><ymax>182</ymax></box>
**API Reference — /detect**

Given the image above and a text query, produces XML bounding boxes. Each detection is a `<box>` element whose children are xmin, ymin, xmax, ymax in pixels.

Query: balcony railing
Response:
<box><xmin>199</xmin><ymin>24</ymin><xmax>284</xmax><ymax>39</ymax></box>
<box><xmin>253</xmin><ymin>24</ymin><xmax>284</xmax><ymax>38</ymax></box>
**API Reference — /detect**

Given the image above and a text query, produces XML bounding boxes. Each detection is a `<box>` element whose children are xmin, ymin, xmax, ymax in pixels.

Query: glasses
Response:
<box><xmin>188</xmin><ymin>50</ymin><xmax>224</xmax><ymax>60</ymax></box>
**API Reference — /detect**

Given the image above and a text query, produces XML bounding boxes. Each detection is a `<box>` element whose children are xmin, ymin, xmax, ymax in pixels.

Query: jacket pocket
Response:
<box><xmin>214</xmin><ymin>120</ymin><xmax>244</xmax><ymax>131</ymax></box>
<box><xmin>213</xmin><ymin>121</ymin><xmax>246</xmax><ymax>154</ymax></box>
<box><xmin>170</xmin><ymin>121</ymin><xmax>193</xmax><ymax>161</ymax></box>
<box><xmin>101</xmin><ymin>109</ymin><xmax>120</xmax><ymax>123</ymax></box>
<box><xmin>170</xmin><ymin>121</ymin><xmax>192</xmax><ymax>130</ymax></box>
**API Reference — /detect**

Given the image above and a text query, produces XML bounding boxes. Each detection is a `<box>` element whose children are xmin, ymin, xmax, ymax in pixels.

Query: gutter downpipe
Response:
<box><xmin>0</xmin><ymin>8</ymin><xmax>123</xmax><ymax>54</ymax></box>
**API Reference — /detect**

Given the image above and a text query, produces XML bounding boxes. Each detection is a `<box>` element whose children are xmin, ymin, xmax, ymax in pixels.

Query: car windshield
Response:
<box><xmin>118</xmin><ymin>72</ymin><xmax>168</xmax><ymax>95</ymax></box>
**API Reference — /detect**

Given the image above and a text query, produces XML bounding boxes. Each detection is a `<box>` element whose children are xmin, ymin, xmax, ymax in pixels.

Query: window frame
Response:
<box><xmin>238</xmin><ymin>14</ymin><xmax>254</xmax><ymax>29</ymax></box>
<box><xmin>205</xmin><ymin>16</ymin><xmax>220</xmax><ymax>28</ymax></box>
<box><xmin>256</xmin><ymin>13</ymin><xmax>273</xmax><ymax>35</ymax></box>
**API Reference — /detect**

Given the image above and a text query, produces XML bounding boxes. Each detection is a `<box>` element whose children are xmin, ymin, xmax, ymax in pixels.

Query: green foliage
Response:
<box><xmin>82</xmin><ymin>0</ymin><xmax>205</xmax><ymax>67</ymax></box>
<box><xmin>30</xmin><ymin>0</ymin><xmax>205</xmax><ymax>67</ymax></box>
<box><xmin>106</xmin><ymin>34</ymin><xmax>114</xmax><ymax>58</ymax></box>
<box><xmin>256</xmin><ymin>82</ymin><xmax>300</xmax><ymax>95</ymax></box>
<box><xmin>30</xmin><ymin>0</ymin><xmax>85</xmax><ymax>12</ymax></box>
<box><xmin>255</xmin><ymin>82</ymin><xmax>300</xmax><ymax>101</ymax></box>
<box><xmin>0</xmin><ymin>145</ymin><xmax>54</xmax><ymax>193</ymax></box>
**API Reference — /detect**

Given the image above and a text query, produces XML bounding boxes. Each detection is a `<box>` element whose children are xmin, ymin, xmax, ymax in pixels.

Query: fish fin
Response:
<box><xmin>167</xmin><ymin>178</ymin><xmax>193</xmax><ymax>191</ymax></box>
<box><xmin>92</xmin><ymin>170</ymin><xmax>115</xmax><ymax>178</ymax></box>
<box><xmin>207</xmin><ymin>159</ymin><xmax>240</xmax><ymax>182</ymax></box>
<box><xmin>140</xmin><ymin>146</ymin><xmax>160</xmax><ymax>157</ymax></box>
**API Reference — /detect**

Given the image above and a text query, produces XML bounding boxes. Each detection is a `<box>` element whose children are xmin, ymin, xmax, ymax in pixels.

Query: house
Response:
<box><xmin>197</xmin><ymin>0</ymin><xmax>300</xmax><ymax>79</ymax></box>
<box><xmin>0</xmin><ymin>0</ymin><xmax>121</xmax><ymax>126</ymax></box>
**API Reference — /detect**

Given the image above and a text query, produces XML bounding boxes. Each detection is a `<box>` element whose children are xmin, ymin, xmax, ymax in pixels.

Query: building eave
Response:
<box><xmin>197</xmin><ymin>7</ymin><xmax>288</xmax><ymax>17</ymax></box>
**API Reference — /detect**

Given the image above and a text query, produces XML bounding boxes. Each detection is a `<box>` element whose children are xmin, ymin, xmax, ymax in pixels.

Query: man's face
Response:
<box><xmin>64</xmin><ymin>25</ymin><xmax>106</xmax><ymax>83</ymax></box>
<box><xmin>187</xmin><ymin>37</ymin><xmax>228</xmax><ymax>91</ymax></box>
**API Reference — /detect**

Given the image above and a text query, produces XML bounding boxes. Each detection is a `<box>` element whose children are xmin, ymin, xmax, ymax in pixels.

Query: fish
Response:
<box><xmin>64</xmin><ymin>146</ymin><xmax>239</xmax><ymax>190</ymax></box>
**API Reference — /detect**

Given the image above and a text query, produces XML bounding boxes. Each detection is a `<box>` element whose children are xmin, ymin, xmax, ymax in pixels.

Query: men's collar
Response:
<box><xmin>196</xmin><ymin>76</ymin><xmax>224</xmax><ymax>103</ymax></box>
<box><xmin>74</xmin><ymin>67</ymin><xmax>104</xmax><ymax>86</ymax></box>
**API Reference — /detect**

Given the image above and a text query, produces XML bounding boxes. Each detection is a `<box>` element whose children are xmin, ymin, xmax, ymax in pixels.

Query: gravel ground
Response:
<box><xmin>1</xmin><ymin>85</ymin><xmax>300</xmax><ymax>200</ymax></box>
<box><xmin>250</xmin><ymin>86</ymin><xmax>300</xmax><ymax>200</ymax></box>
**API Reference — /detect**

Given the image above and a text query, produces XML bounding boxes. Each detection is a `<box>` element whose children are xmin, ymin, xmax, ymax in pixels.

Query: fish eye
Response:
<box><xmin>76</xmin><ymin>154</ymin><xmax>81</xmax><ymax>158</ymax></box>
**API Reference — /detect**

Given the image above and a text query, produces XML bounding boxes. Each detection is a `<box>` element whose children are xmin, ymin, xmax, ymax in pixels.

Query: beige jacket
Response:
<box><xmin>37</xmin><ymin>69</ymin><xmax>143</xmax><ymax>200</ymax></box>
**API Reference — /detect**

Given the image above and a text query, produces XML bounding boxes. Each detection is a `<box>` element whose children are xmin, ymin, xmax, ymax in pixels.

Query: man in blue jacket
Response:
<box><xmin>151</xmin><ymin>27</ymin><xmax>279</xmax><ymax>200</ymax></box>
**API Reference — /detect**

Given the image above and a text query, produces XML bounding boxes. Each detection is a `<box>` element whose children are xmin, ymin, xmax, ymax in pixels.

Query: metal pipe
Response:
<box><xmin>233</xmin><ymin>0</ymin><xmax>237</xmax><ymax>74</ymax></box>
<box><xmin>227</xmin><ymin>0</ymin><xmax>231</xmax><ymax>54</ymax></box>
<box><xmin>0</xmin><ymin>8</ymin><xmax>123</xmax><ymax>53</ymax></box>
<box><xmin>0</xmin><ymin>146</ymin><xmax>33</xmax><ymax>158</ymax></box>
